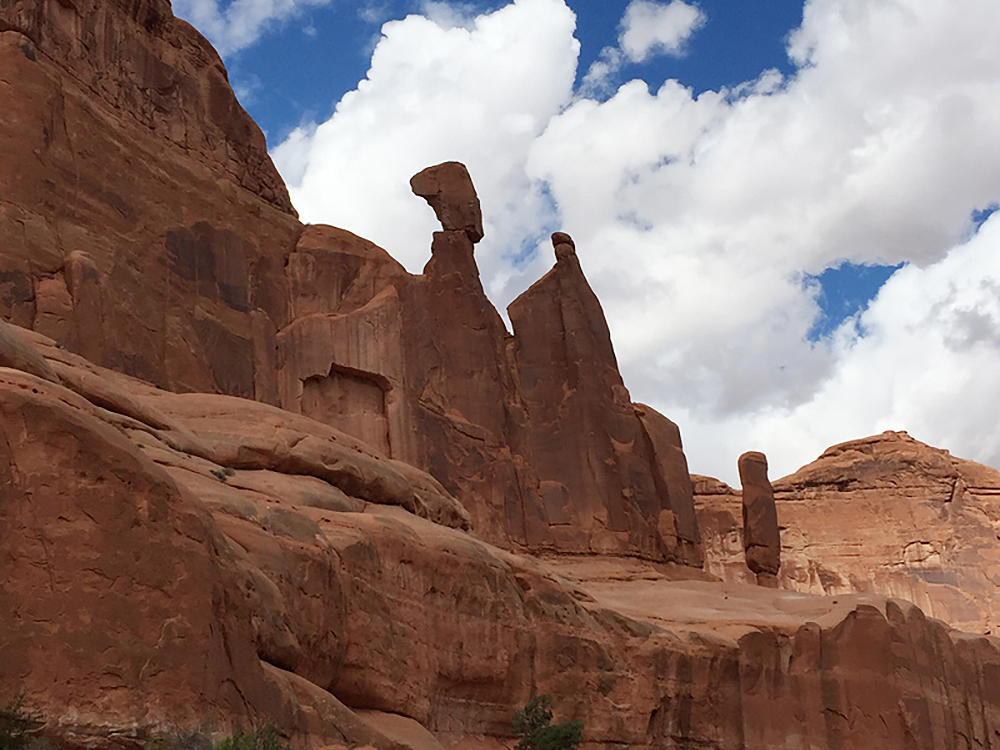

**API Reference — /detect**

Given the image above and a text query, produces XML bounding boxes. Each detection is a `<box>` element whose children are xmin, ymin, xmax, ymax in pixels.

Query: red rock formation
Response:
<box><xmin>0</xmin><ymin>0</ymin><xmax>300</xmax><ymax>398</ymax></box>
<box><xmin>738</xmin><ymin>451</ymin><xmax>780</xmax><ymax>587</ymax></box>
<box><xmin>6</xmin><ymin>322</ymin><xmax>1000</xmax><ymax>750</ymax></box>
<box><xmin>0</xmin><ymin>0</ymin><xmax>705</xmax><ymax>565</ymax></box>
<box><xmin>699</xmin><ymin>431</ymin><xmax>1000</xmax><ymax>634</ymax></box>
<box><xmin>12</xmin><ymin>6</ymin><xmax>1000</xmax><ymax>747</ymax></box>
<box><xmin>507</xmin><ymin>233</ymin><xmax>699</xmax><ymax>563</ymax></box>
<box><xmin>275</xmin><ymin>177</ymin><xmax>702</xmax><ymax>564</ymax></box>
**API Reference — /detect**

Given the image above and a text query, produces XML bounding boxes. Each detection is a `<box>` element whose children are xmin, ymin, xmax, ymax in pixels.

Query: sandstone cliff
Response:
<box><xmin>697</xmin><ymin>431</ymin><xmax>1000</xmax><ymax>635</ymax></box>
<box><xmin>6</xmin><ymin>1</ymin><xmax>1000</xmax><ymax>748</ymax></box>
<box><xmin>5</xmin><ymin>320</ymin><xmax>1000</xmax><ymax>750</ymax></box>
<box><xmin>0</xmin><ymin>0</ymin><xmax>701</xmax><ymax>566</ymax></box>
<box><xmin>0</xmin><ymin>0</ymin><xmax>301</xmax><ymax>399</ymax></box>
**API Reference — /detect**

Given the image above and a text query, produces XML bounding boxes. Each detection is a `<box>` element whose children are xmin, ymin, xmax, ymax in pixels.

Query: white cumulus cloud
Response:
<box><xmin>273</xmin><ymin>0</ymin><xmax>579</xmax><ymax>291</ymax></box>
<box><xmin>271</xmin><ymin>0</ymin><xmax>1000</xmax><ymax>485</ymax></box>
<box><xmin>620</xmin><ymin>0</ymin><xmax>706</xmax><ymax>62</ymax></box>
<box><xmin>172</xmin><ymin>0</ymin><xmax>333</xmax><ymax>55</ymax></box>
<box><xmin>582</xmin><ymin>0</ymin><xmax>705</xmax><ymax>94</ymax></box>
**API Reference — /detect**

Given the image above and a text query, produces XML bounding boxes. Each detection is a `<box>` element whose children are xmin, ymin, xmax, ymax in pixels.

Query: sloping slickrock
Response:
<box><xmin>698</xmin><ymin>431</ymin><xmax>1000</xmax><ymax>635</ymax></box>
<box><xmin>0</xmin><ymin>317</ymin><xmax>59</xmax><ymax>382</ymax></box>
<box><xmin>6</xmin><ymin>322</ymin><xmax>1000</xmax><ymax>749</ymax></box>
<box><xmin>0</xmin><ymin>0</ymin><xmax>300</xmax><ymax>397</ymax></box>
<box><xmin>0</xmin><ymin>367</ymin><xmax>289</xmax><ymax>740</ymax></box>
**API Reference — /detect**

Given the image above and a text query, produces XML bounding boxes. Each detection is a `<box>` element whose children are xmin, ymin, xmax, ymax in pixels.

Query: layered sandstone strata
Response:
<box><xmin>4</xmin><ymin>321</ymin><xmax>1000</xmax><ymax>750</ymax></box>
<box><xmin>697</xmin><ymin>431</ymin><xmax>1000</xmax><ymax>634</ymax></box>
<box><xmin>0</xmin><ymin>0</ymin><xmax>701</xmax><ymax>565</ymax></box>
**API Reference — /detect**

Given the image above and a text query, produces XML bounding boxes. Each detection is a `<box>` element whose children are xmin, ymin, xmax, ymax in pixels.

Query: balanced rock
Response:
<box><xmin>410</xmin><ymin>161</ymin><xmax>484</xmax><ymax>243</ymax></box>
<box><xmin>738</xmin><ymin>451</ymin><xmax>780</xmax><ymax>587</ymax></box>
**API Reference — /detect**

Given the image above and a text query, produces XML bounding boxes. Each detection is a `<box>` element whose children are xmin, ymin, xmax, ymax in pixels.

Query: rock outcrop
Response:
<box><xmin>6</xmin><ymin>322</ymin><xmax>1000</xmax><ymax>750</ymax></box>
<box><xmin>0</xmin><ymin>0</ymin><xmax>301</xmax><ymax>400</ymax></box>
<box><xmin>699</xmin><ymin>431</ymin><xmax>1000</xmax><ymax>634</ymax></box>
<box><xmin>8</xmin><ymin>2</ymin><xmax>1000</xmax><ymax>748</ymax></box>
<box><xmin>0</xmin><ymin>0</ymin><xmax>704</xmax><ymax>565</ymax></box>
<box><xmin>275</xmin><ymin>183</ymin><xmax>702</xmax><ymax>562</ymax></box>
<box><xmin>738</xmin><ymin>451</ymin><xmax>780</xmax><ymax>587</ymax></box>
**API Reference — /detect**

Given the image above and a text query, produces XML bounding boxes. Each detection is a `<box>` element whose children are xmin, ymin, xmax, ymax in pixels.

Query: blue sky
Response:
<box><xmin>174</xmin><ymin>0</ymin><xmax>1000</xmax><ymax>484</ymax></box>
<box><xmin>222</xmin><ymin>1</ymin><xmax>806</xmax><ymax>146</ymax></box>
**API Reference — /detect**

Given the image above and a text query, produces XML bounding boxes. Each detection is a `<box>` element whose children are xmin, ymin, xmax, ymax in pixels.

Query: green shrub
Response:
<box><xmin>210</xmin><ymin>467</ymin><xmax>236</xmax><ymax>483</ymax></box>
<box><xmin>145</xmin><ymin>729</ymin><xmax>211</xmax><ymax>750</ymax></box>
<box><xmin>212</xmin><ymin>725</ymin><xmax>290</xmax><ymax>750</ymax></box>
<box><xmin>0</xmin><ymin>694</ymin><xmax>40</xmax><ymax>750</ymax></box>
<box><xmin>512</xmin><ymin>695</ymin><xmax>583</xmax><ymax>750</ymax></box>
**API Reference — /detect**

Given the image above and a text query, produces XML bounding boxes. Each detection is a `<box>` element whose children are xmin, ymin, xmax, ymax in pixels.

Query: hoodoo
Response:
<box><xmin>738</xmin><ymin>451</ymin><xmax>781</xmax><ymax>587</ymax></box>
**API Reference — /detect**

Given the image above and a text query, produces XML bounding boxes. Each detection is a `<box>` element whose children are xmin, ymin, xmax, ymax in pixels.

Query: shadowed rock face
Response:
<box><xmin>738</xmin><ymin>451</ymin><xmax>780</xmax><ymax>586</ymax></box>
<box><xmin>0</xmin><ymin>0</ymin><xmax>300</xmax><ymax>399</ymax></box>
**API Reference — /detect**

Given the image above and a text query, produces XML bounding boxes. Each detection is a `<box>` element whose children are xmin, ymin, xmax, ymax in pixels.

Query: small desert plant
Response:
<box><xmin>145</xmin><ymin>729</ymin><xmax>212</xmax><ymax>750</ymax></box>
<box><xmin>210</xmin><ymin>467</ymin><xmax>236</xmax><ymax>483</ymax></box>
<box><xmin>0</xmin><ymin>694</ymin><xmax>40</xmax><ymax>750</ymax></box>
<box><xmin>512</xmin><ymin>695</ymin><xmax>583</xmax><ymax>750</ymax></box>
<box><xmin>211</xmin><ymin>725</ymin><xmax>290</xmax><ymax>750</ymax></box>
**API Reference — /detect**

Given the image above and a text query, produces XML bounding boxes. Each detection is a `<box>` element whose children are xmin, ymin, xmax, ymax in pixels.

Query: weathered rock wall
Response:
<box><xmin>0</xmin><ymin>0</ymin><xmax>702</xmax><ymax>564</ymax></box>
<box><xmin>697</xmin><ymin>431</ymin><xmax>1000</xmax><ymax>635</ymax></box>
<box><xmin>0</xmin><ymin>0</ymin><xmax>301</xmax><ymax>399</ymax></box>
<box><xmin>5</xmin><ymin>324</ymin><xmax>1000</xmax><ymax>750</ymax></box>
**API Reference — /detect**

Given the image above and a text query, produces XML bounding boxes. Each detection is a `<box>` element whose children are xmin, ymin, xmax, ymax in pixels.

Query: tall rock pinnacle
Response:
<box><xmin>739</xmin><ymin>450</ymin><xmax>781</xmax><ymax>587</ymax></box>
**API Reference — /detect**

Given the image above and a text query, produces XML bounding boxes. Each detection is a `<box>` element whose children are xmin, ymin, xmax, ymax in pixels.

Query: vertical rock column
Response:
<box><xmin>406</xmin><ymin>162</ymin><xmax>537</xmax><ymax>542</ymax></box>
<box><xmin>738</xmin><ymin>451</ymin><xmax>780</xmax><ymax>587</ymax></box>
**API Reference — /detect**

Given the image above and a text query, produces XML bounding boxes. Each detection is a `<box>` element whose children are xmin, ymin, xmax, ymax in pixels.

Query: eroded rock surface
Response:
<box><xmin>699</xmin><ymin>431</ymin><xmax>1000</xmax><ymax>634</ymax></box>
<box><xmin>0</xmin><ymin>0</ymin><xmax>300</xmax><ymax>398</ymax></box>
<box><xmin>8</xmin><ymin>3</ymin><xmax>1000</xmax><ymax>747</ymax></box>
<box><xmin>5</xmin><ymin>325</ymin><xmax>1000</xmax><ymax>750</ymax></box>
<box><xmin>738</xmin><ymin>451</ymin><xmax>780</xmax><ymax>587</ymax></box>
<box><xmin>276</xmin><ymin>193</ymin><xmax>703</xmax><ymax>563</ymax></box>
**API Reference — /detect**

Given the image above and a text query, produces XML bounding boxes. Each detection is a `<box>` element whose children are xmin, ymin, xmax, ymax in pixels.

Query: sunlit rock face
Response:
<box><xmin>277</xmin><ymin>163</ymin><xmax>704</xmax><ymax>564</ymax></box>
<box><xmin>9</xmin><ymin>2</ymin><xmax>1000</xmax><ymax>749</ymax></box>
<box><xmin>698</xmin><ymin>430</ymin><xmax>1000</xmax><ymax>635</ymax></box>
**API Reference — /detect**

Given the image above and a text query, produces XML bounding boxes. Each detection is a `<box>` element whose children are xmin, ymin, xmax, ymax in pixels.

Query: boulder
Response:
<box><xmin>410</xmin><ymin>162</ymin><xmax>484</xmax><ymax>243</ymax></box>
